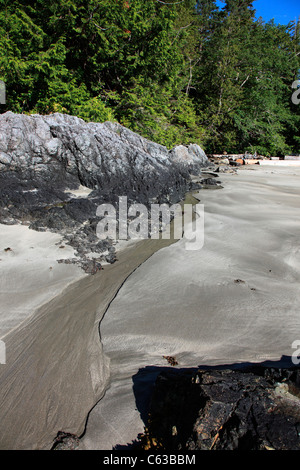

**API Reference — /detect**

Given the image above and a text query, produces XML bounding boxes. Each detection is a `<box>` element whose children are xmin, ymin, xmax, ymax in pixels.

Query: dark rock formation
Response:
<box><xmin>0</xmin><ymin>112</ymin><xmax>209</xmax><ymax>270</ymax></box>
<box><xmin>139</xmin><ymin>364</ymin><xmax>300</xmax><ymax>450</ymax></box>
<box><xmin>200</xmin><ymin>177</ymin><xmax>223</xmax><ymax>189</ymax></box>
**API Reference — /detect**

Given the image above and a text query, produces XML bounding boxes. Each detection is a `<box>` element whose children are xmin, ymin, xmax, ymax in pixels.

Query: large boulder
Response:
<box><xmin>0</xmin><ymin>112</ymin><xmax>209</xmax><ymax>267</ymax></box>
<box><xmin>0</xmin><ymin>113</ymin><xmax>208</xmax><ymax>258</ymax></box>
<box><xmin>139</xmin><ymin>364</ymin><xmax>300</xmax><ymax>451</ymax></box>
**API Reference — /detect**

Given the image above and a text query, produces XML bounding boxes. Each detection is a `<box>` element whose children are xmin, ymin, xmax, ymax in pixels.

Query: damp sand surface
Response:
<box><xmin>0</xmin><ymin>215</ymin><xmax>178</xmax><ymax>449</ymax></box>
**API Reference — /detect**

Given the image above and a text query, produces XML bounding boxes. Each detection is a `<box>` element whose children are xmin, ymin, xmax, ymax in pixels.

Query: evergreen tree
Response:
<box><xmin>0</xmin><ymin>0</ymin><xmax>299</xmax><ymax>153</ymax></box>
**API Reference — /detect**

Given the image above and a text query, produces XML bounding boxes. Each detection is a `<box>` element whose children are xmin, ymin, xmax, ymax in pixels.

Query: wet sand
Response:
<box><xmin>0</xmin><ymin>228</ymin><xmax>176</xmax><ymax>449</ymax></box>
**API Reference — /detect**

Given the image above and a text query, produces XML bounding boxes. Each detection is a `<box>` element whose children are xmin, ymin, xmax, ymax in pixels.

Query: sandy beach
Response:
<box><xmin>0</xmin><ymin>225</ymin><xmax>87</xmax><ymax>339</ymax></box>
<box><xmin>0</xmin><ymin>164</ymin><xmax>299</xmax><ymax>449</ymax></box>
<box><xmin>0</xmin><ymin>220</ymin><xmax>175</xmax><ymax>449</ymax></box>
<box><xmin>80</xmin><ymin>164</ymin><xmax>300</xmax><ymax>450</ymax></box>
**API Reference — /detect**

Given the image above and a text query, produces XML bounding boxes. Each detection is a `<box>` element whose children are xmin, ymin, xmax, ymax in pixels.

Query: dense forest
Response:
<box><xmin>0</xmin><ymin>0</ymin><xmax>299</xmax><ymax>156</ymax></box>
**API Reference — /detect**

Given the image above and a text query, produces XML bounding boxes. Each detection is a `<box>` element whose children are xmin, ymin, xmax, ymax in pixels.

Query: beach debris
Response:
<box><xmin>4</xmin><ymin>247</ymin><xmax>12</xmax><ymax>252</ymax></box>
<box><xmin>200</xmin><ymin>177</ymin><xmax>223</xmax><ymax>189</ymax></box>
<box><xmin>138</xmin><ymin>431</ymin><xmax>161</xmax><ymax>451</ymax></box>
<box><xmin>264</xmin><ymin>444</ymin><xmax>276</xmax><ymax>450</ymax></box>
<box><xmin>57</xmin><ymin>258</ymin><xmax>78</xmax><ymax>265</ymax></box>
<box><xmin>215</xmin><ymin>165</ymin><xmax>237</xmax><ymax>174</ymax></box>
<box><xmin>234</xmin><ymin>279</ymin><xmax>245</xmax><ymax>284</ymax></box>
<box><xmin>81</xmin><ymin>258</ymin><xmax>103</xmax><ymax>275</ymax></box>
<box><xmin>163</xmin><ymin>355</ymin><xmax>178</xmax><ymax>366</ymax></box>
<box><xmin>51</xmin><ymin>431</ymin><xmax>79</xmax><ymax>450</ymax></box>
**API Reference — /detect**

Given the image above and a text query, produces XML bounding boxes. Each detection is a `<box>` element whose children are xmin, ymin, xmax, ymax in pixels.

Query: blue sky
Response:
<box><xmin>215</xmin><ymin>0</ymin><xmax>299</xmax><ymax>25</ymax></box>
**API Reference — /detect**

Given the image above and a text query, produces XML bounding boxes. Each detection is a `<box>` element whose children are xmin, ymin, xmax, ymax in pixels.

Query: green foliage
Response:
<box><xmin>192</xmin><ymin>1</ymin><xmax>300</xmax><ymax>155</ymax></box>
<box><xmin>75</xmin><ymin>96</ymin><xmax>115</xmax><ymax>122</ymax></box>
<box><xmin>112</xmin><ymin>78</ymin><xmax>203</xmax><ymax>148</ymax></box>
<box><xmin>0</xmin><ymin>0</ymin><xmax>299</xmax><ymax>154</ymax></box>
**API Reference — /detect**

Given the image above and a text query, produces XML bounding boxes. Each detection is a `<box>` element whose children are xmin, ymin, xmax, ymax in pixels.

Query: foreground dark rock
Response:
<box><xmin>0</xmin><ymin>112</ymin><xmax>209</xmax><ymax>271</ymax></box>
<box><xmin>139</xmin><ymin>364</ymin><xmax>300</xmax><ymax>450</ymax></box>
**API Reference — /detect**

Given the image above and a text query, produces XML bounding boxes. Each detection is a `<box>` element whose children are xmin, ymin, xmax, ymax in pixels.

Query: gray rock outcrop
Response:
<box><xmin>0</xmin><ymin>112</ymin><xmax>208</xmax><ymax>269</ymax></box>
<box><xmin>0</xmin><ymin>111</ymin><xmax>208</xmax><ymax>203</ymax></box>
